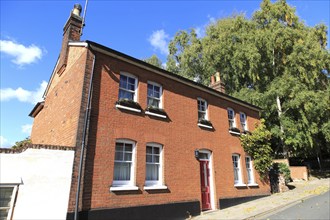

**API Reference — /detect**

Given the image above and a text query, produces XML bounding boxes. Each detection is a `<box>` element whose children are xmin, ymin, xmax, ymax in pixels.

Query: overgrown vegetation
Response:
<box><xmin>11</xmin><ymin>137</ymin><xmax>31</xmax><ymax>149</ymax></box>
<box><xmin>240</xmin><ymin>119</ymin><xmax>273</xmax><ymax>177</ymax></box>
<box><xmin>277</xmin><ymin>162</ymin><xmax>291</xmax><ymax>184</ymax></box>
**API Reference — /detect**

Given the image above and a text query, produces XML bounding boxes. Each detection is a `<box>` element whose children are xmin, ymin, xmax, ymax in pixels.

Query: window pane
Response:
<box><xmin>128</xmin><ymin>82</ymin><xmax>135</xmax><ymax>91</ymax></box>
<box><xmin>146</xmin><ymin>146</ymin><xmax>152</xmax><ymax>154</ymax></box>
<box><xmin>0</xmin><ymin>187</ymin><xmax>13</xmax><ymax>208</ymax></box>
<box><xmin>0</xmin><ymin>209</ymin><xmax>10</xmax><ymax>220</ymax></box>
<box><xmin>114</xmin><ymin>162</ymin><xmax>131</xmax><ymax>181</ymax></box>
<box><xmin>115</xmin><ymin>152</ymin><xmax>123</xmax><ymax>161</ymax></box>
<box><xmin>154</xmin><ymin>155</ymin><xmax>160</xmax><ymax>163</ymax></box>
<box><xmin>234</xmin><ymin>169</ymin><xmax>239</xmax><ymax>182</ymax></box>
<box><xmin>119</xmin><ymin>75</ymin><xmax>127</xmax><ymax>88</ymax></box>
<box><xmin>198</xmin><ymin>112</ymin><xmax>206</xmax><ymax>120</ymax></box>
<box><xmin>119</xmin><ymin>90</ymin><xmax>134</xmax><ymax>100</ymax></box>
<box><xmin>125</xmin><ymin>144</ymin><xmax>133</xmax><ymax>152</ymax></box>
<box><xmin>147</xmin><ymin>83</ymin><xmax>161</xmax><ymax>105</ymax></box>
<box><xmin>147</xmin><ymin>98</ymin><xmax>159</xmax><ymax>108</ymax></box>
<box><xmin>146</xmin><ymin>164</ymin><xmax>159</xmax><ymax>181</ymax></box>
<box><xmin>154</xmin><ymin>86</ymin><xmax>160</xmax><ymax>93</ymax></box>
<box><xmin>128</xmin><ymin>77</ymin><xmax>135</xmax><ymax>85</ymax></box>
<box><xmin>154</xmin><ymin>91</ymin><xmax>160</xmax><ymax>98</ymax></box>
<box><xmin>153</xmin><ymin>147</ymin><xmax>160</xmax><ymax>154</ymax></box>
<box><xmin>116</xmin><ymin>143</ymin><xmax>124</xmax><ymax>151</ymax></box>
<box><xmin>124</xmin><ymin>152</ymin><xmax>132</xmax><ymax>161</ymax></box>
<box><xmin>147</xmin><ymin>87</ymin><xmax>153</xmax><ymax>97</ymax></box>
<box><xmin>199</xmin><ymin>153</ymin><xmax>208</xmax><ymax>160</ymax></box>
<box><xmin>146</xmin><ymin>155</ymin><xmax>152</xmax><ymax>162</ymax></box>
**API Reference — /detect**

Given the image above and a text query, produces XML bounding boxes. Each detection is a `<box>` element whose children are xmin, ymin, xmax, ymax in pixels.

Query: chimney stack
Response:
<box><xmin>56</xmin><ymin>4</ymin><xmax>83</xmax><ymax>75</ymax></box>
<box><xmin>209</xmin><ymin>72</ymin><xmax>226</xmax><ymax>93</ymax></box>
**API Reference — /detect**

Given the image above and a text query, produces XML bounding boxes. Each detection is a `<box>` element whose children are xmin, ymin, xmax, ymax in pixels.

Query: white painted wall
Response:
<box><xmin>0</xmin><ymin>148</ymin><xmax>74</xmax><ymax>220</ymax></box>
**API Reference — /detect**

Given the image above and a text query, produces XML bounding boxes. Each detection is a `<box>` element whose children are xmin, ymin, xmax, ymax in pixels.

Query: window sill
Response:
<box><xmin>197</xmin><ymin>123</ymin><xmax>213</xmax><ymax>129</ymax></box>
<box><xmin>110</xmin><ymin>186</ymin><xmax>139</xmax><ymax>191</ymax></box>
<box><xmin>144</xmin><ymin>185</ymin><xmax>168</xmax><ymax>190</ymax></box>
<box><xmin>234</xmin><ymin>183</ymin><xmax>247</xmax><ymax>187</ymax></box>
<box><xmin>229</xmin><ymin>130</ymin><xmax>241</xmax><ymax>135</ymax></box>
<box><xmin>247</xmin><ymin>183</ymin><xmax>259</xmax><ymax>186</ymax></box>
<box><xmin>145</xmin><ymin>111</ymin><xmax>167</xmax><ymax>118</ymax></box>
<box><xmin>116</xmin><ymin>104</ymin><xmax>141</xmax><ymax>113</ymax></box>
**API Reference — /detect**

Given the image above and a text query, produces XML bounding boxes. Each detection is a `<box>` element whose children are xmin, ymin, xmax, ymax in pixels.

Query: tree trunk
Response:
<box><xmin>276</xmin><ymin>95</ymin><xmax>287</xmax><ymax>158</ymax></box>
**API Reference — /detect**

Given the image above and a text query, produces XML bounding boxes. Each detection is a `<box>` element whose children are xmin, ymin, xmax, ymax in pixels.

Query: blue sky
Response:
<box><xmin>1</xmin><ymin>0</ymin><xmax>329</xmax><ymax>148</ymax></box>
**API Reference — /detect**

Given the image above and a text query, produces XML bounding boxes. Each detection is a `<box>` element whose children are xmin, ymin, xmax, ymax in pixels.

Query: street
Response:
<box><xmin>263</xmin><ymin>190</ymin><xmax>330</xmax><ymax>220</ymax></box>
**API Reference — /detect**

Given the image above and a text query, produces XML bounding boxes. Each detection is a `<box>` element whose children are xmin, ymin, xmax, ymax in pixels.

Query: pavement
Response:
<box><xmin>191</xmin><ymin>177</ymin><xmax>330</xmax><ymax>220</ymax></box>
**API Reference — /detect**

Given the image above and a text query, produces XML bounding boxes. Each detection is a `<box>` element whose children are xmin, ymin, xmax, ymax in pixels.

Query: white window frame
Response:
<box><xmin>0</xmin><ymin>184</ymin><xmax>18</xmax><ymax>220</ymax></box>
<box><xmin>245</xmin><ymin>156</ymin><xmax>258</xmax><ymax>186</ymax></box>
<box><xmin>240</xmin><ymin>112</ymin><xmax>248</xmax><ymax>131</ymax></box>
<box><xmin>197</xmin><ymin>98</ymin><xmax>208</xmax><ymax>120</ymax></box>
<box><xmin>111</xmin><ymin>139</ymin><xmax>138</xmax><ymax>191</ymax></box>
<box><xmin>232</xmin><ymin>154</ymin><xmax>245</xmax><ymax>187</ymax></box>
<box><xmin>147</xmin><ymin>81</ymin><xmax>163</xmax><ymax>109</ymax></box>
<box><xmin>118</xmin><ymin>72</ymin><xmax>138</xmax><ymax>102</ymax></box>
<box><xmin>144</xmin><ymin>143</ymin><xmax>167</xmax><ymax>190</ymax></box>
<box><xmin>227</xmin><ymin>108</ymin><xmax>236</xmax><ymax>128</ymax></box>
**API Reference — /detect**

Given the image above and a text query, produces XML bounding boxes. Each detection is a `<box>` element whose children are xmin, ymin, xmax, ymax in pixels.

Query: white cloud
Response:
<box><xmin>148</xmin><ymin>29</ymin><xmax>169</xmax><ymax>55</ymax></box>
<box><xmin>22</xmin><ymin>124</ymin><xmax>32</xmax><ymax>134</ymax></box>
<box><xmin>0</xmin><ymin>81</ymin><xmax>47</xmax><ymax>104</ymax></box>
<box><xmin>0</xmin><ymin>40</ymin><xmax>43</xmax><ymax>66</ymax></box>
<box><xmin>0</xmin><ymin>136</ymin><xmax>12</xmax><ymax>148</ymax></box>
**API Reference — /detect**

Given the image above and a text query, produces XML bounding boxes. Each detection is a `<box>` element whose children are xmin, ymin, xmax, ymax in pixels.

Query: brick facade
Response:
<box><xmin>71</xmin><ymin>50</ymin><xmax>270</xmax><ymax>213</ymax></box>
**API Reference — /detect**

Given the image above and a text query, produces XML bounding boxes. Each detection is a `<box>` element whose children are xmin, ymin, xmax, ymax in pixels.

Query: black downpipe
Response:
<box><xmin>74</xmin><ymin>52</ymin><xmax>96</xmax><ymax>220</ymax></box>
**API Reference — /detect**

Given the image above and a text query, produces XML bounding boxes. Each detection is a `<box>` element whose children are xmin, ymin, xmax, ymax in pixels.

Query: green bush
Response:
<box><xmin>278</xmin><ymin>162</ymin><xmax>291</xmax><ymax>184</ymax></box>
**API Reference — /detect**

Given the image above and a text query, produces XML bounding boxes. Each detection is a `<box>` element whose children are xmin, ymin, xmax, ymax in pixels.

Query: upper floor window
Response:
<box><xmin>147</xmin><ymin>82</ymin><xmax>162</xmax><ymax>109</ymax></box>
<box><xmin>232</xmin><ymin>154</ymin><xmax>243</xmax><ymax>186</ymax></box>
<box><xmin>119</xmin><ymin>73</ymin><xmax>138</xmax><ymax>101</ymax></box>
<box><xmin>240</xmin><ymin>112</ymin><xmax>248</xmax><ymax>131</ymax></box>
<box><xmin>198</xmin><ymin>98</ymin><xmax>208</xmax><ymax>120</ymax></box>
<box><xmin>228</xmin><ymin>108</ymin><xmax>236</xmax><ymax>128</ymax></box>
<box><xmin>145</xmin><ymin>143</ymin><xmax>163</xmax><ymax>187</ymax></box>
<box><xmin>113</xmin><ymin>140</ymin><xmax>136</xmax><ymax>187</ymax></box>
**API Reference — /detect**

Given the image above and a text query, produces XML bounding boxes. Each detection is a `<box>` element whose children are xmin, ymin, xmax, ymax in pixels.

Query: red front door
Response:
<box><xmin>199</xmin><ymin>160</ymin><xmax>211</xmax><ymax>211</ymax></box>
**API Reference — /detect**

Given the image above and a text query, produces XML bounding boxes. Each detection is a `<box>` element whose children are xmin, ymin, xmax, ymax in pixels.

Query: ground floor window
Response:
<box><xmin>0</xmin><ymin>185</ymin><xmax>17</xmax><ymax>220</ymax></box>
<box><xmin>113</xmin><ymin>140</ymin><xmax>136</xmax><ymax>187</ymax></box>
<box><xmin>245</xmin><ymin>156</ymin><xmax>256</xmax><ymax>185</ymax></box>
<box><xmin>232</xmin><ymin>154</ymin><xmax>243</xmax><ymax>186</ymax></box>
<box><xmin>145</xmin><ymin>143</ymin><xmax>163</xmax><ymax>186</ymax></box>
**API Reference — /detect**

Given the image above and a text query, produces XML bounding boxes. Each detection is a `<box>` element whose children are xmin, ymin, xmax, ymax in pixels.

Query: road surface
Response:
<box><xmin>263</xmin><ymin>190</ymin><xmax>330</xmax><ymax>220</ymax></box>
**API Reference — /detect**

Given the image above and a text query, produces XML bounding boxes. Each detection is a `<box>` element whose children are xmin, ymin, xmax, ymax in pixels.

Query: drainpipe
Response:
<box><xmin>74</xmin><ymin>50</ymin><xmax>96</xmax><ymax>220</ymax></box>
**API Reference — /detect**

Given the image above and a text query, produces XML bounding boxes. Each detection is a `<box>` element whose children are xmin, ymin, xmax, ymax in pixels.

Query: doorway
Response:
<box><xmin>197</xmin><ymin>150</ymin><xmax>214</xmax><ymax>211</ymax></box>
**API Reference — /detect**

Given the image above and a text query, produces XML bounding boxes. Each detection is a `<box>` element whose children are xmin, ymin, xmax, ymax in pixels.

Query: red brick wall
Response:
<box><xmin>77</xmin><ymin>51</ymin><xmax>270</xmax><ymax>211</ymax></box>
<box><xmin>290</xmin><ymin>166</ymin><xmax>308</xmax><ymax>181</ymax></box>
<box><xmin>31</xmin><ymin>46</ymin><xmax>88</xmax><ymax>146</ymax></box>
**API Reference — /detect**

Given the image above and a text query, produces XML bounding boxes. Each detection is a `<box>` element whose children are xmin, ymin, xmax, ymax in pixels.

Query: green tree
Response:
<box><xmin>143</xmin><ymin>54</ymin><xmax>163</xmax><ymax>69</ymax></box>
<box><xmin>166</xmin><ymin>0</ymin><xmax>330</xmax><ymax>161</ymax></box>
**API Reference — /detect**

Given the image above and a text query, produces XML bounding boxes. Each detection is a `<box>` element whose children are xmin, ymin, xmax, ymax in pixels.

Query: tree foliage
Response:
<box><xmin>143</xmin><ymin>54</ymin><xmax>163</xmax><ymax>69</ymax></box>
<box><xmin>240</xmin><ymin>119</ymin><xmax>273</xmax><ymax>177</ymax></box>
<box><xmin>166</xmin><ymin>0</ymin><xmax>330</xmax><ymax>159</ymax></box>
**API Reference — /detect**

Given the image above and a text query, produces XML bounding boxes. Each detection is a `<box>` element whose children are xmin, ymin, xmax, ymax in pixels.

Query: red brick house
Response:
<box><xmin>30</xmin><ymin>4</ymin><xmax>270</xmax><ymax>220</ymax></box>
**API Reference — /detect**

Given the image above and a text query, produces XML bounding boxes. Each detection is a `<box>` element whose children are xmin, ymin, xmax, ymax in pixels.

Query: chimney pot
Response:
<box><xmin>72</xmin><ymin>4</ymin><xmax>82</xmax><ymax>17</ymax></box>
<box><xmin>215</xmin><ymin>72</ymin><xmax>220</xmax><ymax>82</ymax></box>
